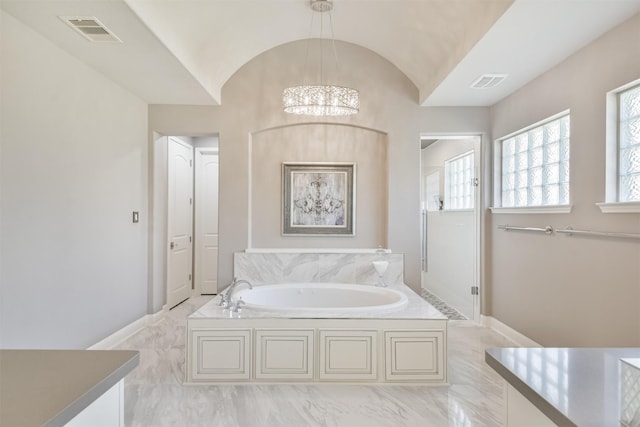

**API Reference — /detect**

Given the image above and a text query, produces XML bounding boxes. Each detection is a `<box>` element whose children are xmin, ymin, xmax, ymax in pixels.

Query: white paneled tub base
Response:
<box><xmin>186</xmin><ymin>318</ymin><xmax>447</xmax><ymax>384</ymax></box>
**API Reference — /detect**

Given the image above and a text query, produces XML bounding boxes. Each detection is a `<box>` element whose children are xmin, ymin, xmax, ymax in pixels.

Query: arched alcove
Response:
<box><xmin>249</xmin><ymin>123</ymin><xmax>388</xmax><ymax>248</ymax></box>
<box><xmin>216</xmin><ymin>39</ymin><xmax>424</xmax><ymax>288</ymax></box>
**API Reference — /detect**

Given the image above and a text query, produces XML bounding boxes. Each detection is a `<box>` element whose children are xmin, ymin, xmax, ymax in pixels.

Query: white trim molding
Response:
<box><xmin>489</xmin><ymin>205</ymin><xmax>572</xmax><ymax>214</ymax></box>
<box><xmin>88</xmin><ymin>305</ymin><xmax>168</xmax><ymax>350</ymax></box>
<box><xmin>481</xmin><ymin>315</ymin><xmax>542</xmax><ymax>348</ymax></box>
<box><xmin>244</xmin><ymin>248</ymin><xmax>392</xmax><ymax>254</ymax></box>
<box><xmin>596</xmin><ymin>202</ymin><xmax>640</xmax><ymax>213</ymax></box>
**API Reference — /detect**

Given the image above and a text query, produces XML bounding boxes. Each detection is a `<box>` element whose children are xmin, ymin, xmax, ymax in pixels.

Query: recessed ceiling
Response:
<box><xmin>2</xmin><ymin>0</ymin><xmax>639</xmax><ymax>107</ymax></box>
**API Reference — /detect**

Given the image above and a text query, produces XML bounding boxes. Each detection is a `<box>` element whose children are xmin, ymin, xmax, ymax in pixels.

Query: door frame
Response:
<box><xmin>194</xmin><ymin>146</ymin><xmax>219</xmax><ymax>295</ymax></box>
<box><xmin>166</xmin><ymin>136</ymin><xmax>194</xmax><ymax>308</ymax></box>
<box><xmin>149</xmin><ymin>133</ymin><xmax>220</xmax><ymax>314</ymax></box>
<box><xmin>419</xmin><ymin>133</ymin><xmax>484</xmax><ymax>322</ymax></box>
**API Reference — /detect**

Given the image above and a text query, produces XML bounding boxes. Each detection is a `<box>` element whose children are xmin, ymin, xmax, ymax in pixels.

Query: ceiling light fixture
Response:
<box><xmin>283</xmin><ymin>0</ymin><xmax>359</xmax><ymax>116</ymax></box>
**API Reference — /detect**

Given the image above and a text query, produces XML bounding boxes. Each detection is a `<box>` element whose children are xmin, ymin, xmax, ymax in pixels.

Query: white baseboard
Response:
<box><xmin>88</xmin><ymin>306</ymin><xmax>167</xmax><ymax>350</ymax></box>
<box><xmin>481</xmin><ymin>315</ymin><xmax>542</xmax><ymax>348</ymax></box>
<box><xmin>148</xmin><ymin>304</ymin><xmax>168</xmax><ymax>325</ymax></box>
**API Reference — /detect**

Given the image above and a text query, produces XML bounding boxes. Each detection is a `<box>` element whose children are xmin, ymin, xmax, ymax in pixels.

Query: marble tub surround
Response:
<box><xmin>234</xmin><ymin>283</ymin><xmax>409</xmax><ymax>313</ymax></box>
<box><xmin>191</xmin><ymin>282</ymin><xmax>444</xmax><ymax>320</ymax></box>
<box><xmin>244</xmin><ymin>248</ymin><xmax>392</xmax><ymax>253</ymax></box>
<box><xmin>186</xmin><ymin>283</ymin><xmax>447</xmax><ymax>384</ymax></box>
<box><xmin>233</xmin><ymin>251</ymin><xmax>403</xmax><ymax>286</ymax></box>
<box><xmin>193</xmin><ymin>251</ymin><xmax>444</xmax><ymax>385</ymax></box>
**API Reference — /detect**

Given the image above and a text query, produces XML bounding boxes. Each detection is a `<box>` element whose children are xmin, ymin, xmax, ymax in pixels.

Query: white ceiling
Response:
<box><xmin>425</xmin><ymin>0</ymin><xmax>640</xmax><ymax>106</ymax></box>
<box><xmin>2</xmin><ymin>0</ymin><xmax>639</xmax><ymax>107</ymax></box>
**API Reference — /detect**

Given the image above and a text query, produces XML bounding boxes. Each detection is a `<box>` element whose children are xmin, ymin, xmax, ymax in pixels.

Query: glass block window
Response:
<box><xmin>445</xmin><ymin>151</ymin><xmax>474</xmax><ymax>210</ymax></box>
<box><xmin>499</xmin><ymin>113</ymin><xmax>570</xmax><ymax>207</ymax></box>
<box><xmin>619</xmin><ymin>84</ymin><xmax>640</xmax><ymax>202</ymax></box>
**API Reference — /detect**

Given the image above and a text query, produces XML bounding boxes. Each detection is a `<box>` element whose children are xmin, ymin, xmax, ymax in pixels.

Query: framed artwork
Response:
<box><xmin>282</xmin><ymin>162</ymin><xmax>356</xmax><ymax>236</ymax></box>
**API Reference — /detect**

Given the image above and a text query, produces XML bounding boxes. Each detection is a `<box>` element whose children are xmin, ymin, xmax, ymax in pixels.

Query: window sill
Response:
<box><xmin>596</xmin><ymin>202</ymin><xmax>640</xmax><ymax>213</ymax></box>
<box><xmin>441</xmin><ymin>208</ymin><xmax>474</xmax><ymax>213</ymax></box>
<box><xmin>489</xmin><ymin>205</ymin><xmax>572</xmax><ymax>214</ymax></box>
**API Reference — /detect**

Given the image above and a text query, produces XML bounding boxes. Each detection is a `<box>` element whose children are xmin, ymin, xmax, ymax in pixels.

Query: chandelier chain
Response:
<box><xmin>282</xmin><ymin>0</ymin><xmax>359</xmax><ymax>116</ymax></box>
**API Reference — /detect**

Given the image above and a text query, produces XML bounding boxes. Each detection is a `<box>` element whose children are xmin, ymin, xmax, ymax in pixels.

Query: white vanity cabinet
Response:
<box><xmin>504</xmin><ymin>384</ymin><xmax>556</xmax><ymax>427</ymax></box>
<box><xmin>64</xmin><ymin>381</ymin><xmax>124</xmax><ymax>427</ymax></box>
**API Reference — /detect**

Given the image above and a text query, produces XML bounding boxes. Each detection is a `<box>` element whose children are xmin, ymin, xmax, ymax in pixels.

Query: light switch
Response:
<box><xmin>132</xmin><ymin>211</ymin><xmax>139</xmax><ymax>223</ymax></box>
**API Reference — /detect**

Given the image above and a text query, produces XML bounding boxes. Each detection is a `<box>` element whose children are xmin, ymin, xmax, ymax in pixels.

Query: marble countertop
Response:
<box><xmin>486</xmin><ymin>347</ymin><xmax>640</xmax><ymax>427</ymax></box>
<box><xmin>189</xmin><ymin>283</ymin><xmax>446</xmax><ymax>320</ymax></box>
<box><xmin>0</xmin><ymin>349</ymin><xmax>139</xmax><ymax>427</ymax></box>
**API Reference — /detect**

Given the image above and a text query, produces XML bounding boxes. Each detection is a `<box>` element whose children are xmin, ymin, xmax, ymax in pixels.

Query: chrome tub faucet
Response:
<box><xmin>219</xmin><ymin>277</ymin><xmax>253</xmax><ymax>308</ymax></box>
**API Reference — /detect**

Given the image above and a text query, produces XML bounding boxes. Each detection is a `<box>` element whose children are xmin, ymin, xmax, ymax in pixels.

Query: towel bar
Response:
<box><xmin>497</xmin><ymin>224</ymin><xmax>554</xmax><ymax>234</ymax></box>
<box><xmin>556</xmin><ymin>227</ymin><xmax>640</xmax><ymax>240</ymax></box>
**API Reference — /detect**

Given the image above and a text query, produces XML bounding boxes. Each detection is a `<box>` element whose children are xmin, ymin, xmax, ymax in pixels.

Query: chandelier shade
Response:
<box><xmin>283</xmin><ymin>0</ymin><xmax>359</xmax><ymax>116</ymax></box>
<box><xmin>283</xmin><ymin>84</ymin><xmax>359</xmax><ymax>116</ymax></box>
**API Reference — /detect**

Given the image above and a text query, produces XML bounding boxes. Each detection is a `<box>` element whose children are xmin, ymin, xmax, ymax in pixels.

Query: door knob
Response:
<box><xmin>170</xmin><ymin>241</ymin><xmax>177</xmax><ymax>249</ymax></box>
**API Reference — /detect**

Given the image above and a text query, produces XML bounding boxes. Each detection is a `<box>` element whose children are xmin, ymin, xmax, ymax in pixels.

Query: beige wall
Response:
<box><xmin>0</xmin><ymin>11</ymin><xmax>149</xmax><ymax>348</ymax></box>
<box><xmin>250</xmin><ymin>124</ymin><xmax>387</xmax><ymax>248</ymax></box>
<box><xmin>489</xmin><ymin>13</ymin><xmax>640</xmax><ymax>346</ymax></box>
<box><xmin>149</xmin><ymin>41</ymin><xmax>491</xmax><ymax>297</ymax></box>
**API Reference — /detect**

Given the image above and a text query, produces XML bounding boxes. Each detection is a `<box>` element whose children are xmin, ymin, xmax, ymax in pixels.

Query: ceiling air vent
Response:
<box><xmin>60</xmin><ymin>16</ymin><xmax>122</xmax><ymax>43</ymax></box>
<box><xmin>470</xmin><ymin>74</ymin><xmax>507</xmax><ymax>89</ymax></box>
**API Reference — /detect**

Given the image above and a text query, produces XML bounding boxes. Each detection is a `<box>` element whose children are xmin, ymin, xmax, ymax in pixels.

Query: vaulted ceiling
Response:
<box><xmin>2</xmin><ymin>0</ymin><xmax>639</xmax><ymax>106</ymax></box>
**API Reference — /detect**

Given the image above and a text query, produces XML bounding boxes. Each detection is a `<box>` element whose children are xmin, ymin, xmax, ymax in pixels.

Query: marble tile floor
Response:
<box><xmin>117</xmin><ymin>296</ymin><xmax>516</xmax><ymax>427</ymax></box>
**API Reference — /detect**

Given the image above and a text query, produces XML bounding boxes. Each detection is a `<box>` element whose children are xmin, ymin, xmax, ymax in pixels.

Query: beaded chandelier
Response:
<box><xmin>282</xmin><ymin>0</ymin><xmax>359</xmax><ymax>116</ymax></box>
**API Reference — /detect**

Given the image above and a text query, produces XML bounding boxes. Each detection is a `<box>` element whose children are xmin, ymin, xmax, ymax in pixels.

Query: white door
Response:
<box><xmin>195</xmin><ymin>148</ymin><xmax>219</xmax><ymax>294</ymax></box>
<box><xmin>167</xmin><ymin>137</ymin><xmax>193</xmax><ymax>308</ymax></box>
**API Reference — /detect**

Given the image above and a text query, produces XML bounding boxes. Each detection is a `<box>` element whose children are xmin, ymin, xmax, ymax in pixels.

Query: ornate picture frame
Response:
<box><xmin>282</xmin><ymin>162</ymin><xmax>356</xmax><ymax>236</ymax></box>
